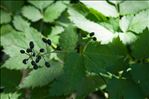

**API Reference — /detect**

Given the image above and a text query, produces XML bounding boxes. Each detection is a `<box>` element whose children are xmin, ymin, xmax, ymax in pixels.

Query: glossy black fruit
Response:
<box><xmin>89</xmin><ymin>32</ymin><xmax>94</xmax><ymax>37</ymax></box>
<box><xmin>20</xmin><ymin>50</ymin><xmax>25</xmax><ymax>54</ymax></box>
<box><xmin>23</xmin><ymin>59</ymin><xmax>28</xmax><ymax>64</ymax></box>
<box><xmin>26</xmin><ymin>48</ymin><xmax>32</xmax><ymax>53</ymax></box>
<box><xmin>42</xmin><ymin>38</ymin><xmax>47</xmax><ymax>43</ymax></box>
<box><xmin>93</xmin><ymin>37</ymin><xmax>97</xmax><ymax>41</ymax></box>
<box><xmin>45</xmin><ymin>62</ymin><xmax>50</xmax><ymax>67</ymax></box>
<box><xmin>29</xmin><ymin>41</ymin><xmax>34</xmax><ymax>49</ymax></box>
<box><xmin>40</xmin><ymin>48</ymin><xmax>44</xmax><ymax>52</ymax></box>
<box><xmin>31</xmin><ymin>60</ymin><xmax>36</xmax><ymax>66</ymax></box>
<box><xmin>47</xmin><ymin>39</ymin><xmax>51</xmax><ymax>45</ymax></box>
<box><xmin>35</xmin><ymin>56</ymin><xmax>41</xmax><ymax>63</ymax></box>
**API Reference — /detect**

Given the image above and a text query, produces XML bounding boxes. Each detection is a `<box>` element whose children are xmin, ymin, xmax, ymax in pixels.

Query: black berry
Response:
<box><xmin>40</xmin><ymin>48</ymin><xmax>44</xmax><ymax>52</ymax></box>
<box><xmin>47</xmin><ymin>39</ymin><xmax>51</xmax><ymax>45</ymax></box>
<box><xmin>20</xmin><ymin>50</ymin><xmax>25</xmax><ymax>54</ymax></box>
<box><xmin>35</xmin><ymin>56</ymin><xmax>41</xmax><ymax>63</ymax></box>
<box><xmin>33</xmin><ymin>65</ymin><xmax>38</xmax><ymax>70</ymax></box>
<box><xmin>90</xmin><ymin>32</ymin><xmax>94</xmax><ymax>37</ymax></box>
<box><xmin>56</xmin><ymin>46</ymin><xmax>61</xmax><ymax>50</ymax></box>
<box><xmin>45</xmin><ymin>62</ymin><xmax>50</xmax><ymax>67</ymax></box>
<box><xmin>29</xmin><ymin>41</ymin><xmax>34</xmax><ymax>49</ymax></box>
<box><xmin>23</xmin><ymin>59</ymin><xmax>28</xmax><ymax>64</ymax></box>
<box><xmin>42</xmin><ymin>38</ymin><xmax>47</xmax><ymax>43</ymax></box>
<box><xmin>26</xmin><ymin>48</ymin><xmax>32</xmax><ymax>53</ymax></box>
<box><xmin>31</xmin><ymin>60</ymin><xmax>36</xmax><ymax>66</ymax></box>
<box><xmin>32</xmin><ymin>52</ymin><xmax>36</xmax><ymax>57</ymax></box>
<box><xmin>92</xmin><ymin>37</ymin><xmax>97</xmax><ymax>41</ymax></box>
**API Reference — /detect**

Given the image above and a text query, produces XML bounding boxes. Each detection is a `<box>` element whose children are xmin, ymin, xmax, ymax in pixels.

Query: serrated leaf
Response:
<box><xmin>129</xmin><ymin>9</ymin><xmax>149</xmax><ymax>33</ymax></box>
<box><xmin>68</xmin><ymin>8</ymin><xmax>114</xmax><ymax>44</ymax></box>
<box><xmin>28</xmin><ymin>0</ymin><xmax>53</xmax><ymax>10</ymax></box>
<box><xmin>12</xmin><ymin>15</ymin><xmax>30</xmax><ymax>32</ymax></box>
<box><xmin>44</xmin><ymin>1</ymin><xmax>67</xmax><ymax>22</ymax></box>
<box><xmin>84</xmin><ymin>38</ymin><xmax>128</xmax><ymax>74</ymax></box>
<box><xmin>19</xmin><ymin>62</ymin><xmax>63</xmax><ymax>88</ymax></box>
<box><xmin>0</xmin><ymin>10</ymin><xmax>11</xmax><ymax>24</ymax></box>
<box><xmin>0</xmin><ymin>92</ymin><xmax>21</xmax><ymax>99</ymax></box>
<box><xmin>49</xmin><ymin>53</ymin><xmax>103</xmax><ymax>97</ymax></box>
<box><xmin>107</xmin><ymin>78</ymin><xmax>145</xmax><ymax>99</ymax></box>
<box><xmin>0</xmin><ymin>68</ymin><xmax>21</xmax><ymax>92</ymax></box>
<box><xmin>131</xmin><ymin>28</ymin><xmax>149</xmax><ymax>59</ymax></box>
<box><xmin>59</xmin><ymin>25</ymin><xmax>78</xmax><ymax>51</ymax></box>
<box><xmin>130</xmin><ymin>63</ymin><xmax>149</xmax><ymax>96</ymax></box>
<box><xmin>22</xmin><ymin>6</ymin><xmax>43</xmax><ymax>22</ymax></box>
<box><xmin>120</xmin><ymin>1</ymin><xmax>149</xmax><ymax>15</ymax></box>
<box><xmin>81</xmin><ymin>1</ymin><xmax>118</xmax><ymax>17</ymax></box>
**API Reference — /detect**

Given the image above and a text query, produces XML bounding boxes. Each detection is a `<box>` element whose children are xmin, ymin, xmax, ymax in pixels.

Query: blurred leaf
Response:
<box><xmin>120</xmin><ymin>1</ymin><xmax>149</xmax><ymax>15</ymax></box>
<box><xmin>0</xmin><ymin>10</ymin><xmax>11</xmax><ymax>24</ymax></box>
<box><xmin>81</xmin><ymin>1</ymin><xmax>118</xmax><ymax>17</ymax></box>
<box><xmin>28</xmin><ymin>0</ymin><xmax>53</xmax><ymax>10</ymax></box>
<box><xmin>130</xmin><ymin>63</ymin><xmax>149</xmax><ymax>97</ymax></box>
<box><xmin>44</xmin><ymin>1</ymin><xmax>67</xmax><ymax>22</ymax></box>
<box><xmin>0</xmin><ymin>24</ymin><xmax>14</xmax><ymax>36</ymax></box>
<box><xmin>107</xmin><ymin>78</ymin><xmax>145</xmax><ymax>99</ymax></box>
<box><xmin>22</xmin><ymin>6</ymin><xmax>43</xmax><ymax>22</ymax></box>
<box><xmin>131</xmin><ymin>28</ymin><xmax>149</xmax><ymax>59</ymax></box>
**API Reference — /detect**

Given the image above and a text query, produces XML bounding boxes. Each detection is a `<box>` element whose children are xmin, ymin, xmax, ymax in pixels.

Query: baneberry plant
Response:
<box><xmin>0</xmin><ymin>0</ymin><xmax>149</xmax><ymax>99</ymax></box>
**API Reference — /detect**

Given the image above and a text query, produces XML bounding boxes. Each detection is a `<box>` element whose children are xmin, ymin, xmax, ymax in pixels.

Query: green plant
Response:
<box><xmin>0</xmin><ymin>0</ymin><xmax>149</xmax><ymax>99</ymax></box>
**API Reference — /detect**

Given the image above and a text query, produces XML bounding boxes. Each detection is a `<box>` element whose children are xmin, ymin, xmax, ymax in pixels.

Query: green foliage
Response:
<box><xmin>0</xmin><ymin>1</ymin><xmax>149</xmax><ymax>99</ymax></box>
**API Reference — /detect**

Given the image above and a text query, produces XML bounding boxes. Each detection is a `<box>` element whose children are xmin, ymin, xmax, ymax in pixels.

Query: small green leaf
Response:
<box><xmin>0</xmin><ymin>10</ymin><xmax>11</xmax><ymax>24</ymax></box>
<box><xmin>13</xmin><ymin>15</ymin><xmax>30</xmax><ymax>32</ymax></box>
<box><xmin>22</xmin><ymin>6</ymin><xmax>43</xmax><ymax>22</ymax></box>
<box><xmin>44</xmin><ymin>1</ymin><xmax>67</xmax><ymax>22</ymax></box>
<box><xmin>28</xmin><ymin>0</ymin><xmax>53</xmax><ymax>10</ymax></box>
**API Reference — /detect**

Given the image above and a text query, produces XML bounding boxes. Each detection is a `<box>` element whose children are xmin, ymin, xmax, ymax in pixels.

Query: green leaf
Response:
<box><xmin>0</xmin><ymin>24</ymin><xmax>14</xmax><ymax>36</ymax></box>
<box><xmin>28</xmin><ymin>0</ymin><xmax>53</xmax><ymax>10</ymax></box>
<box><xmin>131</xmin><ymin>28</ymin><xmax>149</xmax><ymax>59</ymax></box>
<box><xmin>19</xmin><ymin>62</ymin><xmax>63</xmax><ymax>88</ymax></box>
<box><xmin>84</xmin><ymin>37</ymin><xmax>128</xmax><ymax>74</ymax></box>
<box><xmin>68</xmin><ymin>8</ymin><xmax>114</xmax><ymax>44</ymax></box>
<box><xmin>107</xmin><ymin>78</ymin><xmax>145</xmax><ymax>99</ymax></box>
<box><xmin>120</xmin><ymin>1</ymin><xmax>149</xmax><ymax>15</ymax></box>
<box><xmin>128</xmin><ymin>9</ymin><xmax>149</xmax><ymax>34</ymax></box>
<box><xmin>22</xmin><ymin>6</ymin><xmax>43</xmax><ymax>22</ymax></box>
<box><xmin>0</xmin><ymin>68</ymin><xmax>21</xmax><ymax>92</ymax></box>
<box><xmin>0</xmin><ymin>92</ymin><xmax>21</xmax><ymax>99</ymax></box>
<box><xmin>13</xmin><ymin>15</ymin><xmax>30</xmax><ymax>32</ymax></box>
<box><xmin>49</xmin><ymin>53</ymin><xmax>103</xmax><ymax>97</ymax></box>
<box><xmin>59</xmin><ymin>25</ymin><xmax>78</xmax><ymax>51</ymax></box>
<box><xmin>81</xmin><ymin>1</ymin><xmax>118</xmax><ymax>17</ymax></box>
<box><xmin>44</xmin><ymin>1</ymin><xmax>67</xmax><ymax>22</ymax></box>
<box><xmin>130</xmin><ymin>63</ymin><xmax>149</xmax><ymax>96</ymax></box>
<box><xmin>0</xmin><ymin>10</ymin><xmax>11</xmax><ymax>24</ymax></box>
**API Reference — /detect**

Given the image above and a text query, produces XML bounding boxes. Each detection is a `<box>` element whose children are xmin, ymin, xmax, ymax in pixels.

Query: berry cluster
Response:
<box><xmin>20</xmin><ymin>38</ymin><xmax>52</xmax><ymax>70</ymax></box>
<box><xmin>89</xmin><ymin>32</ymin><xmax>97</xmax><ymax>41</ymax></box>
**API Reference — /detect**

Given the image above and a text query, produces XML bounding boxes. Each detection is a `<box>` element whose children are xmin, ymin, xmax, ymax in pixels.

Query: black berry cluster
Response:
<box><xmin>20</xmin><ymin>38</ymin><xmax>52</xmax><ymax>70</ymax></box>
<box><xmin>89</xmin><ymin>32</ymin><xmax>97</xmax><ymax>41</ymax></box>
